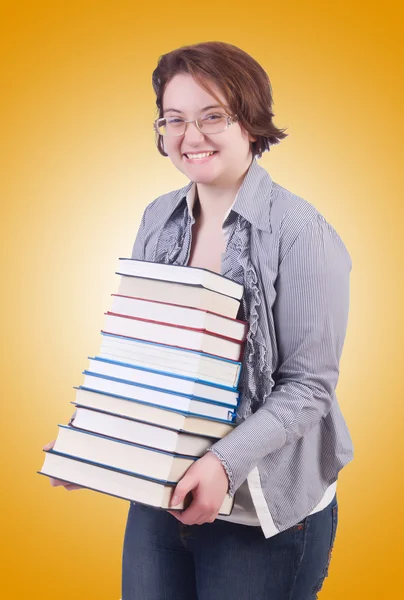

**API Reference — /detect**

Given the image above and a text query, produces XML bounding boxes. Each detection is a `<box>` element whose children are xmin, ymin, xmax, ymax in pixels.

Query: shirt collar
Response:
<box><xmin>168</xmin><ymin>157</ymin><xmax>274</xmax><ymax>233</ymax></box>
<box><xmin>185</xmin><ymin>183</ymin><xmax>239</xmax><ymax>227</ymax></box>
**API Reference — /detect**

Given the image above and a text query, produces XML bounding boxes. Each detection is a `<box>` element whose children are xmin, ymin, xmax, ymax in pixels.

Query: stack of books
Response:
<box><xmin>39</xmin><ymin>258</ymin><xmax>247</xmax><ymax>515</ymax></box>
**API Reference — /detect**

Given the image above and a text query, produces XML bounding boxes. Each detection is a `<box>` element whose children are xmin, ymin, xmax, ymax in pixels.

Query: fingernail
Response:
<box><xmin>171</xmin><ymin>495</ymin><xmax>179</xmax><ymax>506</ymax></box>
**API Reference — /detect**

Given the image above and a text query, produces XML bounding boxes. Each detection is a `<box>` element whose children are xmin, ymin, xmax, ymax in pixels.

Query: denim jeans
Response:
<box><xmin>122</xmin><ymin>492</ymin><xmax>338</xmax><ymax>600</ymax></box>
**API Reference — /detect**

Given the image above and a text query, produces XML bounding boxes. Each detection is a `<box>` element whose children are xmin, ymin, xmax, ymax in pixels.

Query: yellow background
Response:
<box><xmin>1</xmin><ymin>1</ymin><xmax>402</xmax><ymax>598</ymax></box>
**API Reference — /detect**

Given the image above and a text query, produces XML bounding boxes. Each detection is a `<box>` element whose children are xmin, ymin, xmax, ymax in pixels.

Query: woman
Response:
<box><xmin>47</xmin><ymin>41</ymin><xmax>354</xmax><ymax>599</ymax></box>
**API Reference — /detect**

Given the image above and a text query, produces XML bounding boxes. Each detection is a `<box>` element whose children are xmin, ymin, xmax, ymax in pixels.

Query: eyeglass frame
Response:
<box><xmin>153</xmin><ymin>113</ymin><xmax>239</xmax><ymax>137</ymax></box>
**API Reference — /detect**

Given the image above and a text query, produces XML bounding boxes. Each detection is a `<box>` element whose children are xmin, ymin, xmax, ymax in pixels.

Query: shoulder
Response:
<box><xmin>142</xmin><ymin>182</ymin><xmax>192</xmax><ymax>225</ymax></box>
<box><xmin>131</xmin><ymin>182</ymin><xmax>192</xmax><ymax>261</ymax></box>
<box><xmin>269</xmin><ymin>181</ymin><xmax>351</xmax><ymax>268</ymax></box>
<box><xmin>270</xmin><ymin>181</ymin><xmax>318</xmax><ymax>237</ymax></box>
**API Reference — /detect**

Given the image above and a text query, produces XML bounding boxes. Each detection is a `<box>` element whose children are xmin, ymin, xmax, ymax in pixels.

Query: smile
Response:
<box><xmin>183</xmin><ymin>151</ymin><xmax>218</xmax><ymax>163</ymax></box>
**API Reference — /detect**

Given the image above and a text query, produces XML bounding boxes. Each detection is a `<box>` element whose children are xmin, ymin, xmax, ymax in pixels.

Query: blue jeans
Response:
<box><xmin>122</xmin><ymin>493</ymin><xmax>338</xmax><ymax>600</ymax></box>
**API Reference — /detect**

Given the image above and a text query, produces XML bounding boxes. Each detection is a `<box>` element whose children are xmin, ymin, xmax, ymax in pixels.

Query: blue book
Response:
<box><xmin>80</xmin><ymin>371</ymin><xmax>237</xmax><ymax>420</ymax></box>
<box><xmin>85</xmin><ymin>356</ymin><xmax>239</xmax><ymax>406</ymax></box>
<box><xmin>72</xmin><ymin>387</ymin><xmax>236</xmax><ymax>438</ymax></box>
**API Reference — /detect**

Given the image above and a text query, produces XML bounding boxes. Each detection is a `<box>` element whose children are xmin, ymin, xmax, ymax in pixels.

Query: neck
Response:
<box><xmin>194</xmin><ymin>159</ymin><xmax>253</xmax><ymax>226</ymax></box>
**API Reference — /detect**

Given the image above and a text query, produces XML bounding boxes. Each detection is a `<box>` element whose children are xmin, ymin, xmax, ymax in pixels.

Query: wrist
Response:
<box><xmin>206</xmin><ymin>448</ymin><xmax>234</xmax><ymax>496</ymax></box>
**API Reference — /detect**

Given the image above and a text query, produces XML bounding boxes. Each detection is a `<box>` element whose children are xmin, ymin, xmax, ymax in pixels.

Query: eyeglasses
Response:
<box><xmin>153</xmin><ymin>113</ymin><xmax>239</xmax><ymax>137</ymax></box>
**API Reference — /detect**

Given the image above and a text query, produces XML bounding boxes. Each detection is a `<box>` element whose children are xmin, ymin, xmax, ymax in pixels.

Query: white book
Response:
<box><xmin>116</xmin><ymin>258</ymin><xmax>243</xmax><ymax>300</ymax></box>
<box><xmin>99</xmin><ymin>333</ymin><xmax>242</xmax><ymax>389</ymax></box>
<box><xmin>71</xmin><ymin>406</ymin><xmax>216</xmax><ymax>457</ymax></box>
<box><xmin>118</xmin><ymin>276</ymin><xmax>241</xmax><ymax>320</ymax></box>
<box><xmin>52</xmin><ymin>425</ymin><xmax>196</xmax><ymax>481</ymax></box>
<box><xmin>39</xmin><ymin>451</ymin><xmax>234</xmax><ymax>514</ymax></box>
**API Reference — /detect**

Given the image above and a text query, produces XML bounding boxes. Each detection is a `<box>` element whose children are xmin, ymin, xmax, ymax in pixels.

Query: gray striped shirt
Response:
<box><xmin>131</xmin><ymin>157</ymin><xmax>354</xmax><ymax>538</ymax></box>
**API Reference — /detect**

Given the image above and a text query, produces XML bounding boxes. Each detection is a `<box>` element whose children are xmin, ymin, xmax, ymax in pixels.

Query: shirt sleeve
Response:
<box><xmin>207</xmin><ymin>214</ymin><xmax>352</xmax><ymax>496</ymax></box>
<box><xmin>130</xmin><ymin>206</ymin><xmax>149</xmax><ymax>260</ymax></box>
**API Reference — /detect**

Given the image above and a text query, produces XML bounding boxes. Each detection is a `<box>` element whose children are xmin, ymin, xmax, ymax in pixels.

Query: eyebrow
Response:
<box><xmin>163</xmin><ymin>104</ymin><xmax>224</xmax><ymax>114</ymax></box>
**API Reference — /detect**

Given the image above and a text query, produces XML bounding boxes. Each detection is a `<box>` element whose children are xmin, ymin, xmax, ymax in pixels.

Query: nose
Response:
<box><xmin>183</xmin><ymin>121</ymin><xmax>205</xmax><ymax>145</ymax></box>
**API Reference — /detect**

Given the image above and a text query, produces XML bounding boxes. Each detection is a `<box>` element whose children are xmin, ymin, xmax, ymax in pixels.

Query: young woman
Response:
<box><xmin>46</xmin><ymin>41</ymin><xmax>354</xmax><ymax>599</ymax></box>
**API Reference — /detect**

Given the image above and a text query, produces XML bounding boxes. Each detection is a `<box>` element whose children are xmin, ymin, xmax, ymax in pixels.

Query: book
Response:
<box><xmin>116</xmin><ymin>258</ymin><xmax>243</xmax><ymax>300</ymax></box>
<box><xmin>39</xmin><ymin>450</ymin><xmax>234</xmax><ymax>514</ymax></box>
<box><xmin>86</xmin><ymin>356</ymin><xmax>239</xmax><ymax>406</ymax></box>
<box><xmin>80</xmin><ymin>372</ymin><xmax>236</xmax><ymax>420</ymax></box>
<box><xmin>40</xmin><ymin>259</ymin><xmax>243</xmax><ymax>516</ymax></box>
<box><xmin>102</xmin><ymin>313</ymin><xmax>244</xmax><ymax>362</ymax></box>
<box><xmin>51</xmin><ymin>425</ymin><xmax>198</xmax><ymax>480</ymax></box>
<box><xmin>99</xmin><ymin>333</ymin><xmax>242</xmax><ymax>389</ymax></box>
<box><xmin>71</xmin><ymin>406</ymin><xmax>217</xmax><ymax>456</ymax></box>
<box><xmin>109</xmin><ymin>295</ymin><xmax>248</xmax><ymax>341</ymax></box>
<box><xmin>72</xmin><ymin>388</ymin><xmax>236</xmax><ymax>438</ymax></box>
<box><xmin>117</xmin><ymin>276</ymin><xmax>241</xmax><ymax>319</ymax></box>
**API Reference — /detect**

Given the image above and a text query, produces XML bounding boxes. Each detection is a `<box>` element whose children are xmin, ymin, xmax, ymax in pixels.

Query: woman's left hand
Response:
<box><xmin>167</xmin><ymin>451</ymin><xmax>229</xmax><ymax>525</ymax></box>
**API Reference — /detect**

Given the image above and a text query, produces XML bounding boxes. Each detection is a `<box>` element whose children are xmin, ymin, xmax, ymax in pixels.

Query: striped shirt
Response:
<box><xmin>131</xmin><ymin>157</ymin><xmax>354</xmax><ymax>538</ymax></box>
<box><xmin>184</xmin><ymin>184</ymin><xmax>336</xmax><ymax>528</ymax></box>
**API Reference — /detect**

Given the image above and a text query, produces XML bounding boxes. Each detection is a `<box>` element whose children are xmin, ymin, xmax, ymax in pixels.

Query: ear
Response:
<box><xmin>240</xmin><ymin>126</ymin><xmax>257</xmax><ymax>144</ymax></box>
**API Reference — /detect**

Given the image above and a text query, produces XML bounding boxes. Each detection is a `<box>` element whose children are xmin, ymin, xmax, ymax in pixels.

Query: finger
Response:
<box><xmin>50</xmin><ymin>478</ymin><xmax>68</xmax><ymax>487</ymax></box>
<box><xmin>180</xmin><ymin>495</ymin><xmax>219</xmax><ymax>525</ymax></box>
<box><xmin>196</xmin><ymin>513</ymin><xmax>217</xmax><ymax>525</ymax></box>
<box><xmin>167</xmin><ymin>510</ymin><xmax>183</xmax><ymax>521</ymax></box>
<box><xmin>170</xmin><ymin>475</ymin><xmax>196</xmax><ymax>508</ymax></box>
<box><xmin>50</xmin><ymin>478</ymin><xmax>77</xmax><ymax>488</ymax></box>
<box><xmin>65</xmin><ymin>484</ymin><xmax>83</xmax><ymax>491</ymax></box>
<box><xmin>43</xmin><ymin>441</ymin><xmax>56</xmax><ymax>451</ymax></box>
<box><xmin>167</xmin><ymin>509</ymin><xmax>204</xmax><ymax>526</ymax></box>
<box><xmin>182</xmin><ymin>512</ymin><xmax>205</xmax><ymax>526</ymax></box>
<box><xmin>176</xmin><ymin>502</ymin><xmax>206</xmax><ymax>526</ymax></box>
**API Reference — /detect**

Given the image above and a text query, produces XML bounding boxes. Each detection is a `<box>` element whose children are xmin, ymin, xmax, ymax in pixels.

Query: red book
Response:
<box><xmin>102</xmin><ymin>312</ymin><xmax>245</xmax><ymax>362</ymax></box>
<box><xmin>109</xmin><ymin>294</ymin><xmax>248</xmax><ymax>341</ymax></box>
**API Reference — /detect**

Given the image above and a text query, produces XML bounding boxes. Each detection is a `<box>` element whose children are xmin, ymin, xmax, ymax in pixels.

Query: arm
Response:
<box><xmin>207</xmin><ymin>214</ymin><xmax>352</xmax><ymax>495</ymax></box>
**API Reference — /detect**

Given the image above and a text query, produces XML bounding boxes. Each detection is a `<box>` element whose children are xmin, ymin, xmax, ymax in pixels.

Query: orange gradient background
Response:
<box><xmin>1</xmin><ymin>1</ymin><xmax>402</xmax><ymax>598</ymax></box>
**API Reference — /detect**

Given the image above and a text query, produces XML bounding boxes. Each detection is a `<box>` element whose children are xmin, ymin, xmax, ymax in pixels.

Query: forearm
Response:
<box><xmin>208</xmin><ymin>379</ymin><xmax>336</xmax><ymax>495</ymax></box>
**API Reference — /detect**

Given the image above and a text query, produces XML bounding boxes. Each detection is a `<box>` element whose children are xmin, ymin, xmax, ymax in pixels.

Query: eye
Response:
<box><xmin>166</xmin><ymin>117</ymin><xmax>185</xmax><ymax>124</ymax></box>
<box><xmin>203</xmin><ymin>113</ymin><xmax>225</xmax><ymax>121</ymax></box>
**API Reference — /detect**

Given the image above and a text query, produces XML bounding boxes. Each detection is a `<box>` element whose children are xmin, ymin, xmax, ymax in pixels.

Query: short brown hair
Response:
<box><xmin>152</xmin><ymin>41</ymin><xmax>288</xmax><ymax>159</ymax></box>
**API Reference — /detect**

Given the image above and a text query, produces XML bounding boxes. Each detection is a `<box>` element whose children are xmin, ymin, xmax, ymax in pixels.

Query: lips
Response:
<box><xmin>183</xmin><ymin>152</ymin><xmax>218</xmax><ymax>165</ymax></box>
<box><xmin>183</xmin><ymin>151</ymin><xmax>217</xmax><ymax>156</ymax></box>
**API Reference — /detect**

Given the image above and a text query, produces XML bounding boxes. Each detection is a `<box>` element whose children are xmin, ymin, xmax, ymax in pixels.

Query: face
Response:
<box><xmin>161</xmin><ymin>73</ymin><xmax>255</xmax><ymax>187</ymax></box>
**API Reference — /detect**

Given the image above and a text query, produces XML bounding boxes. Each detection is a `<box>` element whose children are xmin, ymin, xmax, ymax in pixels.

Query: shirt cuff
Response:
<box><xmin>206</xmin><ymin>409</ymin><xmax>286</xmax><ymax>494</ymax></box>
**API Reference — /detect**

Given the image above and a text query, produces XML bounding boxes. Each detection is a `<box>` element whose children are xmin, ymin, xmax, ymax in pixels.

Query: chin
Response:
<box><xmin>186</xmin><ymin>166</ymin><xmax>222</xmax><ymax>183</ymax></box>
<box><xmin>192</xmin><ymin>175</ymin><xmax>221</xmax><ymax>186</ymax></box>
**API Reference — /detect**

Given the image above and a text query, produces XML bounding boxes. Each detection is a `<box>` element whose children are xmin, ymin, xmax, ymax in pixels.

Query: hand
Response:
<box><xmin>167</xmin><ymin>452</ymin><xmax>229</xmax><ymax>525</ymax></box>
<box><xmin>42</xmin><ymin>440</ymin><xmax>83</xmax><ymax>491</ymax></box>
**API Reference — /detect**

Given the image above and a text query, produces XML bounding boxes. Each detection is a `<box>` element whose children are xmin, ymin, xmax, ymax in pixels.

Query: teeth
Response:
<box><xmin>186</xmin><ymin>151</ymin><xmax>215</xmax><ymax>159</ymax></box>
